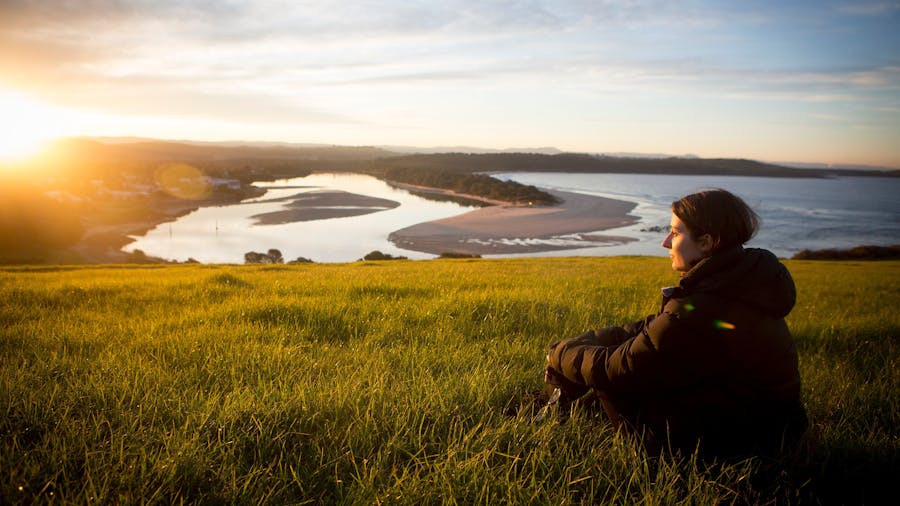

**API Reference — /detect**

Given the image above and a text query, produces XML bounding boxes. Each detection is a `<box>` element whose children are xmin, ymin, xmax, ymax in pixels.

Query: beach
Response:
<box><xmin>388</xmin><ymin>189</ymin><xmax>639</xmax><ymax>256</ymax></box>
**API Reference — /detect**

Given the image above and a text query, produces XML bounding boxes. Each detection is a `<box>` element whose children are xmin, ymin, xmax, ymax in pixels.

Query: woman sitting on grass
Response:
<box><xmin>543</xmin><ymin>188</ymin><xmax>808</xmax><ymax>458</ymax></box>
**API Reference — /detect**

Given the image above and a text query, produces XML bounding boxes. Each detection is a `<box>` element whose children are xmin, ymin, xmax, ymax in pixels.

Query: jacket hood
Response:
<box><xmin>679</xmin><ymin>247</ymin><xmax>796</xmax><ymax>318</ymax></box>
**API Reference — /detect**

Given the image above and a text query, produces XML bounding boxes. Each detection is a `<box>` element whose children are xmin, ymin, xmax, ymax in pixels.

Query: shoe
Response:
<box><xmin>503</xmin><ymin>388</ymin><xmax>547</xmax><ymax>418</ymax></box>
<box><xmin>532</xmin><ymin>387</ymin><xmax>563</xmax><ymax>423</ymax></box>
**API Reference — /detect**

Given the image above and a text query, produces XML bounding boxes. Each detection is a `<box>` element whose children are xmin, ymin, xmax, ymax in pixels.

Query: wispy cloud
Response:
<box><xmin>837</xmin><ymin>1</ymin><xmax>900</xmax><ymax>16</ymax></box>
<box><xmin>2</xmin><ymin>1</ymin><xmax>894</xmax><ymax>102</ymax></box>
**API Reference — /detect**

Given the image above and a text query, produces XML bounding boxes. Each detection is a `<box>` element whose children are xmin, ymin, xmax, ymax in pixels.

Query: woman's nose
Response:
<box><xmin>661</xmin><ymin>233</ymin><xmax>672</xmax><ymax>249</ymax></box>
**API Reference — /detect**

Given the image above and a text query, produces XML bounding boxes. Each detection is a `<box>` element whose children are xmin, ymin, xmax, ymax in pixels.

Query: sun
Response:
<box><xmin>0</xmin><ymin>88</ymin><xmax>68</xmax><ymax>163</ymax></box>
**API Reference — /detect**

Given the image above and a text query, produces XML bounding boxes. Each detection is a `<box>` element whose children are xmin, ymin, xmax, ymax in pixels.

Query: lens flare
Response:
<box><xmin>154</xmin><ymin>163</ymin><xmax>211</xmax><ymax>200</ymax></box>
<box><xmin>714</xmin><ymin>320</ymin><xmax>736</xmax><ymax>330</ymax></box>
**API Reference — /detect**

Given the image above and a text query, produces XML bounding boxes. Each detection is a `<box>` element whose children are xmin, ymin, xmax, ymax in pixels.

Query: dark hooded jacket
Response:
<box><xmin>547</xmin><ymin>247</ymin><xmax>807</xmax><ymax>457</ymax></box>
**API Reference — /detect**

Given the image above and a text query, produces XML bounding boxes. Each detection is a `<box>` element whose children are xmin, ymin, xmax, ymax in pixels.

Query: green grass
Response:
<box><xmin>1</xmin><ymin>257</ymin><xmax>898</xmax><ymax>504</ymax></box>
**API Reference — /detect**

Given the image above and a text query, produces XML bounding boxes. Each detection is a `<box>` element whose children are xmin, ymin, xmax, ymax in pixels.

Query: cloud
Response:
<box><xmin>0</xmin><ymin>1</ymin><xmax>576</xmax><ymax>117</ymax></box>
<box><xmin>1</xmin><ymin>0</ymin><xmax>897</xmax><ymax>151</ymax></box>
<box><xmin>836</xmin><ymin>1</ymin><xmax>900</xmax><ymax>16</ymax></box>
<box><xmin>0</xmin><ymin>0</ymin><xmax>246</xmax><ymax>27</ymax></box>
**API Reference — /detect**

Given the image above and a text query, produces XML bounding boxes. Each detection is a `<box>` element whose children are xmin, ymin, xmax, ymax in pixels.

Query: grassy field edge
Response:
<box><xmin>2</xmin><ymin>257</ymin><xmax>898</xmax><ymax>504</ymax></box>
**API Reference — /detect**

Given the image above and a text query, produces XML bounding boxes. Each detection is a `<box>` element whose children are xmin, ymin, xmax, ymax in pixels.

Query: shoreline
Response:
<box><xmin>388</xmin><ymin>189</ymin><xmax>640</xmax><ymax>256</ymax></box>
<box><xmin>65</xmin><ymin>178</ymin><xmax>642</xmax><ymax>263</ymax></box>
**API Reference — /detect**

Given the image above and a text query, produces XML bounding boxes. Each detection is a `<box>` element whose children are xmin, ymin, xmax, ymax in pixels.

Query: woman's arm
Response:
<box><xmin>547</xmin><ymin>299</ymin><xmax>718</xmax><ymax>395</ymax></box>
<box><xmin>549</xmin><ymin>317</ymin><xmax>651</xmax><ymax>351</ymax></box>
<box><xmin>542</xmin><ymin>318</ymin><xmax>652</xmax><ymax>398</ymax></box>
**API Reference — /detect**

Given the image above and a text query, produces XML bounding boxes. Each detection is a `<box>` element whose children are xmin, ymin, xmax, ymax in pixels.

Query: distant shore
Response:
<box><xmin>388</xmin><ymin>189</ymin><xmax>639</xmax><ymax>256</ymax></box>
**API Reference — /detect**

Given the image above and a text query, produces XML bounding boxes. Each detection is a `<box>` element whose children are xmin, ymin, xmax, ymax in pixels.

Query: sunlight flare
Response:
<box><xmin>154</xmin><ymin>163</ymin><xmax>212</xmax><ymax>200</ymax></box>
<box><xmin>0</xmin><ymin>89</ymin><xmax>69</xmax><ymax>163</ymax></box>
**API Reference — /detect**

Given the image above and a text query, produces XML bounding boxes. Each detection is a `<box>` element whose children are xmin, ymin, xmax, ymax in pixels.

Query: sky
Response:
<box><xmin>1</xmin><ymin>0</ymin><xmax>899</xmax><ymax>168</ymax></box>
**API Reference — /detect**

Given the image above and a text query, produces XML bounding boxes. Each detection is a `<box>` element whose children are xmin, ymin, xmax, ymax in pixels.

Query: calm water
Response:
<box><xmin>124</xmin><ymin>173</ymin><xmax>479</xmax><ymax>263</ymax></box>
<box><xmin>124</xmin><ymin>172</ymin><xmax>900</xmax><ymax>262</ymax></box>
<box><xmin>496</xmin><ymin>172</ymin><xmax>900</xmax><ymax>259</ymax></box>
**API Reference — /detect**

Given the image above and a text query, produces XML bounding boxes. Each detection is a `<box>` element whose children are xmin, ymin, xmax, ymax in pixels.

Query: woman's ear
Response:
<box><xmin>697</xmin><ymin>233</ymin><xmax>715</xmax><ymax>254</ymax></box>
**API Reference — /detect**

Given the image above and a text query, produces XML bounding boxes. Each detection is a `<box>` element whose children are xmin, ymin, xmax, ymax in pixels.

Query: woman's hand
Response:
<box><xmin>544</xmin><ymin>355</ymin><xmax>590</xmax><ymax>400</ymax></box>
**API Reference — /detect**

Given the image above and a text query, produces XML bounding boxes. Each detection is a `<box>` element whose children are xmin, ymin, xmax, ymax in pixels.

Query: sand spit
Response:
<box><xmin>250</xmin><ymin>190</ymin><xmax>400</xmax><ymax>225</ymax></box>
<box><xmin>388</xmin><ymin>190</ymin><xmax>639</xmax><ymax>256</ymax></box>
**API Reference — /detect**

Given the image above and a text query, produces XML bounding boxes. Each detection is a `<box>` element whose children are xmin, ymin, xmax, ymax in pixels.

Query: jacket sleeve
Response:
<box><xmin>548</xmin><ymin>298</ymin><xmax>720</xmax><ymax>395</ymax></box>
<box><xmin>595</xmin><ymin>318</ymin><xmax>648</xmax><ymax>346</ymax></box>
<box><xmin>547</xmin><ymin>318</ymin><xmax>647</xmax><ymax>354</ymax></box>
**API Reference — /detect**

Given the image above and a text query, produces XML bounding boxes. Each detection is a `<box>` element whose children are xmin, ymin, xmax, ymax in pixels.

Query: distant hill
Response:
<box><xmin>366</xmin><ymin>152</ymin><xmax>899</xmax><ymax>178</ymax></box>
<box><xmin>377</xmin><ymin>145</ymin><xmax>565</xmax><ymax>156</ymax></box>
<box><xmin>776</xmin><ymin>160</ymin><xmax>900</xmax><ymax>173</ymax></box>
<box><xmin>9</xmin><ymin>137</ymin><xmax>898</xmax><ymax>180</ymax></box>
<box><xmin>10</xmin><ymin>138</ymin><xmax>398</xmax><ymax>183</ymax></box>
<box><xmin>57</xmin><ymin>138</ymin><xmax>396</xmax><ymax>164</ymax></box>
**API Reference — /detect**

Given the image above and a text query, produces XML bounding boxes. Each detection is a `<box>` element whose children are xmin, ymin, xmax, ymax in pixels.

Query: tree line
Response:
<box><xmin>375</xmin><ymin>166</ymin><xmax>559</xmax><ymax>206</ymax></box>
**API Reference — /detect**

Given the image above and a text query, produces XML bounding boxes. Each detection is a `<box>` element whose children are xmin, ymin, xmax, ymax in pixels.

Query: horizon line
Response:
<box><xmin>67</xmin><ymin>135</ymin><xmax>900</xmax><ymax>172</ymax></box>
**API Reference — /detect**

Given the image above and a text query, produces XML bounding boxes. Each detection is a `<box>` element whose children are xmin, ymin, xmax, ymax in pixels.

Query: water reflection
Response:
<box><xmin>124</xmin><ymin>173</ymin><xmax>479</xmax><ymax>263</ymax></box>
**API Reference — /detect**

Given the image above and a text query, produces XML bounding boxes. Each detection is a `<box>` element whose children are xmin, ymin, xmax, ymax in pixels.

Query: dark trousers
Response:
<box><xmin>593</xmin><ymin>389</ymin><xmax>808</xmax><ymax>459</ymax></box>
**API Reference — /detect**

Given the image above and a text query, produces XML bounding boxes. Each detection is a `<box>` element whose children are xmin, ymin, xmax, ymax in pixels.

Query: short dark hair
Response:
<box><xmin>672</xmin><ymin>189</ymin><xmax>760</xmax><ymax>252</ymax></box>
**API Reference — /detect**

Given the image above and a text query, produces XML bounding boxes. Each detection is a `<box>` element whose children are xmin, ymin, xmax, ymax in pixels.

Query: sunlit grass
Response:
<box><xmin>1</xmin><ymin>258</ymin><xmax>898</xmax><ymax>504</ymax></box>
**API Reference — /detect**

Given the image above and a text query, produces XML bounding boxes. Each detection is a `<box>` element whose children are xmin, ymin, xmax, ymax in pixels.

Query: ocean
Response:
<box><xmin>495</xmin><ymin>172</ymin><xmax>900</xmax><ymax>259</ymax></box>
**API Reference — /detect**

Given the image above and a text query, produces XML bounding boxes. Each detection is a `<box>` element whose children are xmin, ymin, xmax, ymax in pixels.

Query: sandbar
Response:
<box><xmin>250</xmin><ymin>190</ymin><xmax>400</xmax><ymax>225</ymax></box>
<box><xmin>388</xmin><ymin>189</ymin><xmax>639</xmax><ymax>256</ymax></box>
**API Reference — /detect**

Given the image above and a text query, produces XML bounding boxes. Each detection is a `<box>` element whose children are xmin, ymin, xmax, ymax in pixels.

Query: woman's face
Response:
<box><xmin>662</xmin><ymin>213</ymin><xmax>710</xmax><ymax>272</ymax></box>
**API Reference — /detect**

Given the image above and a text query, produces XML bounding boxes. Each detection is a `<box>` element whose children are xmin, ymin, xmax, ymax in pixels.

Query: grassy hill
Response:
<box><xmin>2</xmin><ymin>257</ymin><xmax>897</xmax><ymax>504</ymax></box>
